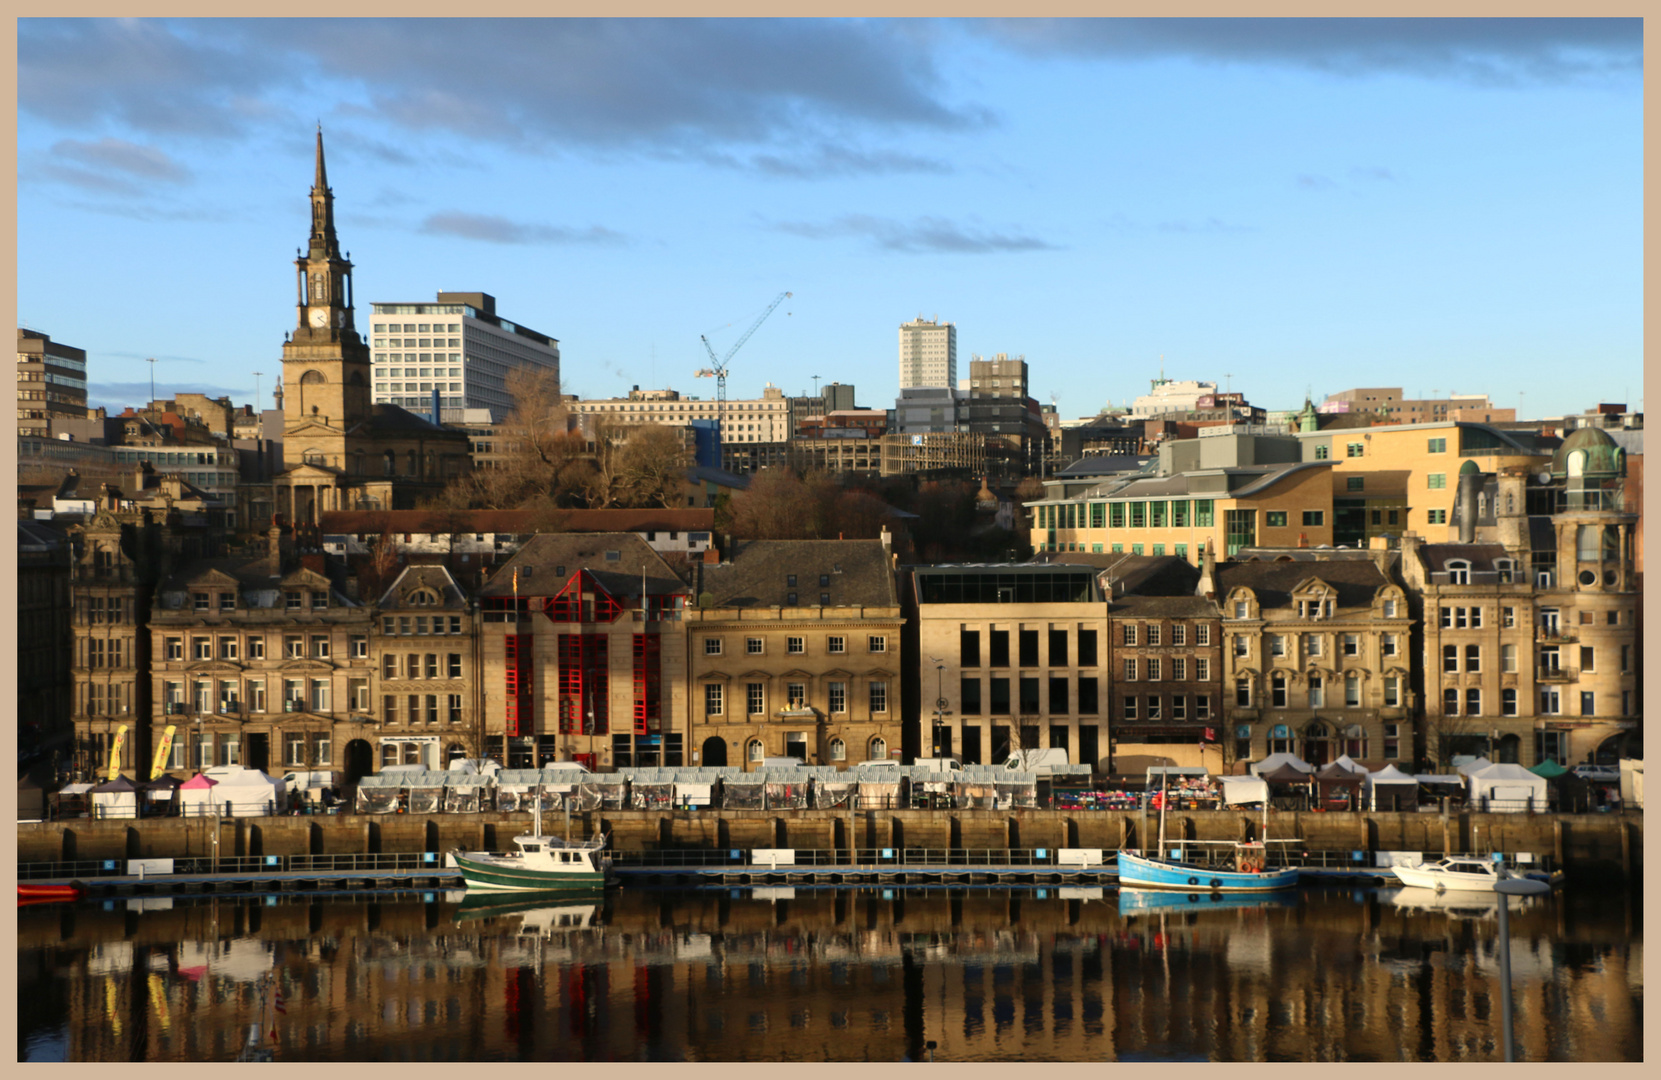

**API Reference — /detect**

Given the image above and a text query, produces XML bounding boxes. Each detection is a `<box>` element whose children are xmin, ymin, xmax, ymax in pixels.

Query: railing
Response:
<box><xmin>1535</xmin><ymin>665</ymin><xmax>1572</xmax><ymax>682</ymax></box>
<box><xmin>16</xmin><ymin>851</ymin><xmax>452</xmax><ymax>881</ymax></box>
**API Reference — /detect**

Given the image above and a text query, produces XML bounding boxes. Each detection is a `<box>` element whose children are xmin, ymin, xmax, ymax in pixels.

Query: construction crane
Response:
<box><xmin>696</xmin><ymin>290</ymin><xmax>791</xmax><ymax>434</ymax></box>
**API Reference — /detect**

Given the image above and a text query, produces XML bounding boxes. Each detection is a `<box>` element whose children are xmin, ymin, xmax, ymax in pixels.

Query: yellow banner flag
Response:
<box><xmin>107</xmin><ymin>724</ymin><xmax>129</xmax><ymax>782</ymax></box>
<box><xmin>149</xmin><ymin>724</ymin><xmax>177</xmax><ymax>780</ymax></box>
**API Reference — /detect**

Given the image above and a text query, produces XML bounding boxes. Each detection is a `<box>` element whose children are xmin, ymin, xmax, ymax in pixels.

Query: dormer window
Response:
<box><xmin>1495</xmin><ymin>559</ymin><xmax>1514</xmax><ymax>584</ymax></box>
<box><xmin>193</xmin><ymin>592</ymin><xmax>210</xmax><ymax>611</ymax></box>
<box><xmin>1447</xmin><ymin>560</ymin><xmax>1471</xmax><ymax>585</ymax></box>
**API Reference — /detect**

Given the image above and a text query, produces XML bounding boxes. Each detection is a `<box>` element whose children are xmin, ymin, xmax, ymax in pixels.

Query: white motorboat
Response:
<box><xmin>1391</xmin><ymin>856</ymin><xmax>1515</xmax><ymax>892</ymax></box>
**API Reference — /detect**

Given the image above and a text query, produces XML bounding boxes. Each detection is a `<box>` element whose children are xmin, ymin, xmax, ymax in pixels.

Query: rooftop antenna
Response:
<box><xmin>146</xmin><ymin>357</ymin><xmax>157</xmax><ymax>408</ymax></box>
<box><xmin>813</xmin><ymin>375</ymin><xmax>821</xmax><ymax>397</ymax></box>
<box><xmin>253</xmin><ymin>372</ymin><xmax>263</xmax><ymax>411</ymax></box>
<box><xmin>1224</xmin><ymin>372</ymin><xmax>1233</xmax><ymax>395</ymax></box>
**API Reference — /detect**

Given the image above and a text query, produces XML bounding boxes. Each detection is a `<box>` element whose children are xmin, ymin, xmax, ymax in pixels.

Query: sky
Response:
<box><xmin>16</xmin><ymin>17</ymin><xmax>1644</xmax><ymax>422</ymax></box>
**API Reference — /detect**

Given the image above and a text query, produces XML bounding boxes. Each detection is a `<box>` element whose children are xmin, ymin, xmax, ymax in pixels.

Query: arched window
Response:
<box><xmin>381</xmin><ymin>743</ymin><xmax>400</xmax><ymax>768</ymax></box>
<box><xmin>1269</xmin><ymin>724</ymin><xmax>1292</xmax><ymax>754</ymax></box>
<box><xmin>299</xmin><ymin>370</ymin><xmax>325</xmax><ymax>386</ymax></box>
<box><xmin>406</xmin><ymin>450</ymin><xmax>419</xmax><ymax>476</ymax></box>
<box><xmin>869</xmin><ymin>736</ymin><xmax>887</xmax><ymax>762</ymax></box>
<box><xmin>747</xmin><ymin>739</ymin><xmax>764</xmax><ymax>763</ymax></box>
<box><xmin>1566</xmin><ymin>449</ymin><xmax>1586</xmax><ymax>477</ymax></box>
<box><xmin>829</xmin><ymin>738</ymin><xmax>846</xmax><ymax>762</ymax></box>
<box><xmin>1342</xmin><ymin>724</ymin><xmax>1367</xmax><ymax>759</ymax></box>
<box><xmin>1446</xmin><ymin>560</ymin><xmax>1470</xmax><ymax>585</ymax></box>
<box><xmin>383</xmin><ymin>451</ymin><xmax>396</xmax><ymax>477</ymax></box>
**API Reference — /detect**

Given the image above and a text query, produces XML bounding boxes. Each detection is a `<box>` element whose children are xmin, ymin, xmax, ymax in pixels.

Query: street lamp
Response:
<box><xmin>1493</xmin><ymin>876</ymin><xmax>1549</xmax><ymax>1061</ymax></box>
<box><xmin>929</xmin><ymin>657</ymin><xmax>947</xmax><ymax>757</ymax></box>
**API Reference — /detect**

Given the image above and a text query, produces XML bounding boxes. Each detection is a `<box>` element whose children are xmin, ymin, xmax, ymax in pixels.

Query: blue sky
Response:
<box><xmin>17</xmin><ymin>18</ymin><xmax>1643</xmax><ymax>420</ymax></box>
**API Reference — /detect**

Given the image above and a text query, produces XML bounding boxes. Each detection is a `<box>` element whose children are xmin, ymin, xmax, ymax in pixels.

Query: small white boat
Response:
<box><xmin>1391</xmin><ymin>856</ymin><xmax>1515</xmax><ymax>892</ymax></box>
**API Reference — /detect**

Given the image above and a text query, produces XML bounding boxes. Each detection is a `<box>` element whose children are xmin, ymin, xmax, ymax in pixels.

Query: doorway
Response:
<box><xmin>700</xmin><ymin>736</ymin><xmax>728</xmax><ymax>767</ymax></box>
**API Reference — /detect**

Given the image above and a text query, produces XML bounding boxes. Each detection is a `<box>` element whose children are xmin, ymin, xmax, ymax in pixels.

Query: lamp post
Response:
<box><xmin>929</xmin><ymin>658</ymin><xmax>946</xmax><ymax>757</ymax></box>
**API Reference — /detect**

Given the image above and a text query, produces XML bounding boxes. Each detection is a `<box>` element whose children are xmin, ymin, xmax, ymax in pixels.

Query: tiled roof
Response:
<box><xmin>1416</xmin><ymin>543</ymin><xmax>1512</xmax><ymax>574</ymax></box>
<box><xmin>703</xmin><ymin>540</ymin><xmax>897</xmax><ymax>609</ymax></box>
<box><xmin>1214</xmin><ymin>559</ymin><xmax>1391</xmax><ymax>611</ymax></box>
<box><xmin>478</xmin><ymin>532</ymin><xmax>690</xmax><ymax>598</ymax></box>
<box><xmin>1110</xmin><ymin>594</ymin><xmax>1218</xmax><ymax>618</ymax></box>
<box><xmin>318</xmin><ymin>507</ymin><xmax>714</xmax><ymax>535</ymax></box>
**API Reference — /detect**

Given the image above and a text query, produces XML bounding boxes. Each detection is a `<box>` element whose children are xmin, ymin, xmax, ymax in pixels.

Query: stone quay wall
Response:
<box><xmin>17</xmin><ymin>808</ymin><xmax>1641</xmax><ymax>881</ymax></box>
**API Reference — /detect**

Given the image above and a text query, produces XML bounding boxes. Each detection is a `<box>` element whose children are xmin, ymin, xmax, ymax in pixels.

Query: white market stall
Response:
<box><xmin>1214</xmin><ymin>775</ymin><xmax>1271</xmax><ymax>807</ymax></box>
<box><xmin>1464</xmin><ymin>762</ymin><xmax>1549</xmax><ymax>812</ymax></box>
<box><xmin>91</xmin><ymin>776</ymin><xmax>140</xmax><ymax>819</ymax></box>
<box><xmin>1363</xmin><ymin>764</ymin><xmax>1419</xmax><ymax>811</ymax></box>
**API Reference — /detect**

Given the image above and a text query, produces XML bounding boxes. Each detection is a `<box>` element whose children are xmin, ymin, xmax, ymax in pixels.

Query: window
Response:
<box><xmin>869</xmin><ymin>736</ymin><xmax>887</xmax><ymax>762</ymax></box>
<box><xmin>219</xmin><ymin>593</ymin><xmax>235</xmax><ymax>612</ymax></box>
<box><xmin>704</xmin><ymin>684</ymin><xmax>723</xmax><ymax>716</ymax></box>
<box><xmin>1234</xmin><ymin>636</ymin><xmax>1249</xmax><ymax>657</ymax></box>
<box><xmin>1123</xmin><ymin>696</ymin><xmax>1137</xmax><ymax>720</ymax></box>
<box><xmin>311</xmin><ymin>591</ymin><xmax>329</xmax><ymax>609</ymax></box>
<box><xmin>350</xmin><ymin>679</ymin><xmax>369</xmax><ymax>711</ymax></box>
<box><xmin>1428</xmin><ymin>437</ymin><xmax>1447</xmax><ymax>453</ymax></box>
<box><xmin>189</xmin><ymin>636</ymin><xmax>210</xmax><ymax>661</ymax></box>
<box><xmin>788</xmin><ymin>637</ymin><xmax>805</xmax><ymax>655</ymax></box>
<box><xmin>786</xmin><ymin>574</ymin><xmax>797</xmax><ymax>588</ymax></box>
<box><xmin>349</xmin><ymin>635</ymin><xmax>368</xmax><ymax>659</ymax></box>
<box><xmin>1235</xmin><ymin>724</ymin><xmax>1252</xmax><ymax>760</ymax></box>
<box><xmin>218</xmin><ymin>637</ymin><xmax>238</xmax><ymax>660</ymax></box>
<box><xmin>448</xmin><ymin>653</ymin><xmax>462</xmax><ymax>678</ymax></box>
<box><xmin>1501</xmin><ymin>688</ymin><xmax>1518</xmax><ymax>716</ymax></box>
<box><xmin>1500</xmin><ymin>644</ymin><xmax>1518</xmax><ymax>673</ymax></box>
<box><xmin>1124</xmin><ymin>659</ymin><xmax>1137</xmax><ymax>681</ymax></box>
<box><xmin>1314</xmin><ymin>445</ymin><xmax>1329</xmax><ymax>460</ymax></box>
<box><xmin>1621</xmin><ymin>644</ymin><xmax>1631</xmax><ymax>672</ymax></box>
<box><xmin>1235</xmin><ymin>679</ymin><xmax>1251</xmax><ymax>707</ymax></box>
<box><xmin>1271</xmin><ymin>673</ymin><xmax>1287</xmax><ymax>708</ymax></box>
<box><xmin>311</xmin><ymin>679</ymin><xmax>330</xmax><ymax>712</ymax></box>
<box><xmin>1502</xmin><ymin>607</ymin><xmax>1515</xmax><ymax>628</ymax></box>
<box><xmin>1170</xmin><ymin>624</ymin><xmax>1186</xmax><ymax>647</ymax></box>
<box><xmin>1196</xmin><ymin>625</ymin><xmax>1210</xmax><ymax>646</ymax></box>
<box><xmin>1581</xmin><ymin>691</ymin><xmax>1595</xmax><ymax>716</ymax></box>
<box><xmin>960</xmin><ymin>630</ymin><xmax>981</xmax><ymax>667</ymax></box>
<box><xmin>312</xmin><ymin>635</ymin><xmax>330</xmax><ymax>659</ymax></box>
<box><xmin>1427</xmin><ymin>473</ymin><xmax>1446</xmax><ymax>490</ymax></box>
<box><xmin>1146</xmin><ymin>696</ymin><xmax>1161</xmax><ymax>720</ymax></box>
<box><xmin>1346</xmin><ymin>477</ymin><xmax>1365</xmax><ymax>492</ymax></box>
<box><xmin>1443</xmin><ymin>644</ymin><xmax>1459</xmax><ymax>673</ymax></box>
<box><xmin>748</xmin><ymin>739</ymin><xmax>764</xmax><ymax>763</ymax></box>
<box><xmin>1446</xmin><ymin>560</ymin><xmax>1470</xmax><ymax>585</ymax></box>
<box><xmin>1305</xmin><ymin>635</ymin><xmax>1323</xmax><ymax>658</ymax></box>
<box><xmin>1302</xmin><ymin>511</ymin><xmax>1325</xmax><ymax>527</ymax></box>
<box><xmin>1441</xmin><ymin>688</ymin><xmax>1460</xmax><ymax>715</ymax></box>
<box><xmin>1540</xmin><ymin>688</ymin><xmax>1560</xmax><ymax>715</ymax></box>
<box><xmin>1465</xmin><ymin>688</ymin><xmax>1481</xmax><ymax>717</ymax></box>
<box><xmin>868</xmin><ymin>635</ymin><xmax>886</xmax><ymax>653</ymax></box>
<box><xmin>285</xmin><ymin>635</ymin><xmax>304</xmax><ymax>659</ymax></box>
<box><xmin>829</xmin><ymin>738</ymin><xmax>846</xmax><ymax>762</ymax></box>
<box><xmin>1579</xmin><ymin>645</ymin><xmax>1594</xmax><ymax>672</ymax></box>
<box><xmin>1427</xmin><ymin>509</ymin><xmax>1447</xmax><ymax>525</ymax></box>
<box><xmin>1383</xmin><ymin>723</ymin><xmax>1400</xmax><ymax>759</ymax></box>
<box><xmin>869</xmin><ymin>681</ymin><xmax>888</xmax><ymax>713</ymax></box>
<box><xmin>193</xmin><ymin>592</ymin><xmax>210</xmax><ymax>611</ymax></box>
<box><xmin>1346</xmin><ymin>442</ymin><xmax>1364</xmax><ymax>458</ymax></box>
<box><xmin>1195</xmin><ymin>657</ymin><xmax>1209</xmax><ymax>681</ymax></box>
<box><xmin>1146</xmin><ymin>658</ymin><xmax>1161</xmax><ymax>681</ymax></box>
<box><xmin>1384</xmin><ymin>676</ymin><xmax>1400</xmax><ymax>708</ymax></box>
<box><xmin>1307</xmin><ymin>677</ymin><xmax>1324</xmax><ymax>709</ymax></box>
<box><xmin>1172</xmin><ymin>658</ymin><xmax>1186</xmax><ymax>681</ymax></box>
<box><xmin>704</xmin><ymin>637</ymin><xmax>722</xmax><ymax>656</ymax></box>
<box><xmin>1382</xmin><ymin>634</ymin><xmax>1397</xmax><ymax>658</ymax></box>
<box><xmin>1465</xmin><ymin>645</ymin><xmax>1480</xmax><ymax>672</ymax></box>
<box><xmin>1345</xmin><ymin>672</ymin><xmax>1360</xmax><ymax>706</ymax></box>
<box><xmin>827</xmin><ymin>636</ymin><xmax>845</xmax><ymax>654</ymax></box>
<box><xmin>1266</xmin><ymin>511</ymin><xmax>1288</xmax><ymax>527</ymax></box>
<box><xmin>747</xmin><ymin>637</ymin><xmax>764</xmax><ymax>655</ymax></box>
<box><xmin>829</xmin><ymin>681</ymin><xmax>848</xmax><ymax>714</ymax></box>
<box><xmin>1270</xmin><ymin>634</ymin><xmax>1286</xmax><ymax>657</ymax></box>
<box><xmin>285</xmin><ymin>591</ymin><xmax>303</xmax><ymax>610</ymax></box>
<box><xmin>1122</xmin><ymin>624</ymin><xmax>1137</xmax><ymax>646</ymax></box>
<box><xmin>165</xmin><ymin>637</ymin><xmax>182</xmax><ymax>661</ymax></box>
<box><xmin>747</xmin><ymin>683</ymin><xmax>765</xmax><ymax>716</ymax></box>
<box><xmin>1144</xmin><ymin>624</ymin><xmax>1161</xmax><ymax>647</ymax></box>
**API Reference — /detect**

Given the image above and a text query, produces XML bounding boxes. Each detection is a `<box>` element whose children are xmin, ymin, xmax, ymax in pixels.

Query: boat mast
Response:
<box><xmin>1156</xmin><ymin>767</ymin><xmax>1170</xmax><ymax>857</ymax></box>
<box><xmin>533</xmin><ymin>782</ymin><xmax>542</xmax><ymax>839</ymax></box>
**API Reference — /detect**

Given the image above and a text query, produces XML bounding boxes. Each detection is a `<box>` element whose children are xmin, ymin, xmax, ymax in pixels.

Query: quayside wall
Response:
<box><xmin>17</xmin><ymin>808</ymin><xmax>1641</xmax><ymax>880</ymax></box>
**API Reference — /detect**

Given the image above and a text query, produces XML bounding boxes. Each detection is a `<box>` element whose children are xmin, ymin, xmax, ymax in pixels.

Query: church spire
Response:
<box><xmin>308</xmin><ymin>126</ymin><xmax>340</xmax><ymax>261</ymax></box>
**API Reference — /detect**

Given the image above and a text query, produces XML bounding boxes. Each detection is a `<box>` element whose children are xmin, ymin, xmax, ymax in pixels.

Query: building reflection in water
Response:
<box><xmin>16</xmin><ymin>884</ymin><xmax>1642</xmax><ymax>1062</ymax></box>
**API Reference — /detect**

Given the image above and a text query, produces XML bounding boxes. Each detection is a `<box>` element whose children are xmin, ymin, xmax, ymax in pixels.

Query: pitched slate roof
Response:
<box><xmin>318</xmin><ymin>507</ymin><xmax>715</xmax><ymax>536</ymax></box>
<box><xmin>379</xmin><ymin>564</ymin><xmax>469</xmax><ymax>608</ymax></box>
<box><xmin>1416</xmin><ymin>543</ymin><xmax>1512</xmax><ymax>574</ymax></box>
<box><xmin>1109</xmin><ymin>594</ymin><xmax>1219</xmax><ymax>619</ymax></box>
<box><xmin>478</xmin><ymin>532</ymin><xmax>689</xmax><ymax>599</ymax></box>
<box><xmin>1214</xmin><ymin>558</ymin><xmax>1392</xmax><ymax>611</ymax></box>
<box><xmin>702</xmin><ymin>540</ymin><xmax>897</xmax><ymax>609</ymax></box>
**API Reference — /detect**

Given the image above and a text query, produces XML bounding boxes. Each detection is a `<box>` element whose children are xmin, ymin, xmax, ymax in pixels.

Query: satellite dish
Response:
<box><xmin>1536</xmin><ymin>471</ymin><xmax>1552</xmax><ymax>484</ymax></box>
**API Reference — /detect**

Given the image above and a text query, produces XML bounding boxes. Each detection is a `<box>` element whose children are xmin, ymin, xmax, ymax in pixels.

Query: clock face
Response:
<box><xmin>310</xmin><ymin>308</ymin><xmax>329</xmax><ymax>328</ymax></box>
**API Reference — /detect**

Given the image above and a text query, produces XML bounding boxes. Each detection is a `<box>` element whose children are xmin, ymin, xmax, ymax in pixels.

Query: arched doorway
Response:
<box><xmin>700</xmin><ymin>736</ymin><xmax>727</xmax><ymax>767</ymax></box>
<box><xmin>344</xmin><ymin>739</ymin><xmax>373</xmax><ymax>783</ymax></box>
<box><xmin>1595</xmin><ymin>732</ymin><xmax>1631</xmax><ymax>766</ymax></box>
<box><xmin>1494</xmin><ymin>733</ymin><xmax>1522</xmax><ymax>764</ymax></box>
<box><xmin>1302</xmin><ymin>721</ymin><xmax>1332</xmax><ymax>767</ymax></box>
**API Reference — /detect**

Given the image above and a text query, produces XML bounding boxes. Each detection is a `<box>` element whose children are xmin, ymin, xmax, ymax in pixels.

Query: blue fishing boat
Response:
<box><xmin>1117</xmin><ymin>767</ymin><xmax>1300</xmax><ymax>894</ymax></box>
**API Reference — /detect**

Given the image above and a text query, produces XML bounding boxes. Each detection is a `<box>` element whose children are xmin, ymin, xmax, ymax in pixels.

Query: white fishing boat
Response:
<box><xmin>450</xmin><ymin>795</ymin><xmax>615</xmax><ymax>892</ymax></box>
<box><xmin>1390</xmin><ymin>856</ymin><xmax>1518</xmax><ymax>893</ymax></box>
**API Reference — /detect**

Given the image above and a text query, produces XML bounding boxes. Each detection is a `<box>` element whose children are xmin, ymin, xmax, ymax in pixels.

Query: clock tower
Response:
<box><xmin>282</xmin><ymin>127</ymin><xmax>371</xmax><ymax>432</ymax></box>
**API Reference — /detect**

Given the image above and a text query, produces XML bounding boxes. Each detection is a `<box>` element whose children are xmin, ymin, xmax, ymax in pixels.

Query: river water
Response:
<box><xmin>17</xmin><ymin>882</ymin><xmax>1642</xmax><ymax>1062</ymax></box>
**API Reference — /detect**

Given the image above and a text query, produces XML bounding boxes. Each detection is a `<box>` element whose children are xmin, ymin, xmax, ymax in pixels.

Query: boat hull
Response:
<box><xmin>452</xmin><ymin>850</ymin><xmax>612</xmax><ymax>892</ymax></box>
<box><xmin>1391</xmin><ymin>865</ymin><xmax>1504</xmax><ymax>892</ymax></box>
<box><xmin>17</xmin><ymin>883</ymin><xmax>84</xmax><ymax>903</ymax></box>
<box><xmin>1117</xmin><ymin>851</ymin><xmax>1299</xmax><ymax>892</ymax></box>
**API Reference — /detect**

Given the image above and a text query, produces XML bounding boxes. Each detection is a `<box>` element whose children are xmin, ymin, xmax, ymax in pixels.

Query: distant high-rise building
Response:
<box><xmin>899</xmin><ymin>316</ymin><xmax>956</xmax><ymax>390</ymax></box>
<box><xmin>17</xmin><ymin>329</ymin><xmax>88</xmax><ymax>438</ymax></box>
<box><xmin>368</xmin><ymin>291</ymin><xmax>560</xmax><ymax>423</ymax></box>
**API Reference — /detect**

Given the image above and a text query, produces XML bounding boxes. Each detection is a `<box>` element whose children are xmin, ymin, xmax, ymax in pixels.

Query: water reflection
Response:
<box><xmin>16</xmin><ymin>884</ymin><xmax>1642</xmax><ymax>1062</ymax></box>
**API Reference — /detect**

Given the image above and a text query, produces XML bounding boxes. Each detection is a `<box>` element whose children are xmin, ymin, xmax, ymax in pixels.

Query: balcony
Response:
<box><xmin>1536</xmin><ymin>627</ymin><xmax>1576</xmax><ymax>644</ymax></box>
<box><xmin>1535</xmin><ymin>666</ymin><xmax>1572</xmax><ymax>683</ymax></box>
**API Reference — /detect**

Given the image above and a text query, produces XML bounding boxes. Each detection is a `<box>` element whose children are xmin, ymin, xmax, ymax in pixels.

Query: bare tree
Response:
<box><xmin>618</xmin><ymin>425</ymin><xmax>692</xmax><ymax>508</ymax></box>
<box><xmin>727</xmin><ymin>468</ymin><xmax>817</xmax><ymax>539</ymax></box>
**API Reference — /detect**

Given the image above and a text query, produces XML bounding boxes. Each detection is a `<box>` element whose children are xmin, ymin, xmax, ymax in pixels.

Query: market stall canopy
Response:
<box><xmin>1528</xmin><ymin>759</ymin><xmax>1570</xmax><ymax>778</ymax></box>
<box><xmin>1363</xmin><ymin>764</ymin><xmax>1418</xmax><ymax>811</ymax></box>
<box><xmin>1314</xmin><ymin>762</ymin><xmax>1363</xmax><ymax>786</ymax></box>
<box><xmin>1251</xmin><ymin>753</ymin><xmax>1314</xmax><ymax>776</ymax></box>
<box><xmin>1455</xmin><ymin>757</ymin><xmax>1494</xmax><ymax>776</ymax></box>
<box><xmin>1214</xmin><ymin>775</ymin><xmax>1270</xmax><ymax>806</ymax></box>
<box><xmin>1464</xmin><ymin>762</ymin><xmax>1548</xmax><ymax>811</ymax></box>
<box><xmin>180</xmin><ymin>773</ymin><xmax>219</xmax><ymax>789</ymax></box>
<box><xmin>58</xmin><ymin>783</ymin><xmax>94</xmax><ymax>796</ymax></box>
<box><xmin>1260</xmin><ymin>763</ymin><xmax>1314</xmax><ymax>785</ymax></box>
<box><xmin>1333</xmin><ymin>754</ymin><xmax>1368</xmax><ymax>775</ymax></box>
